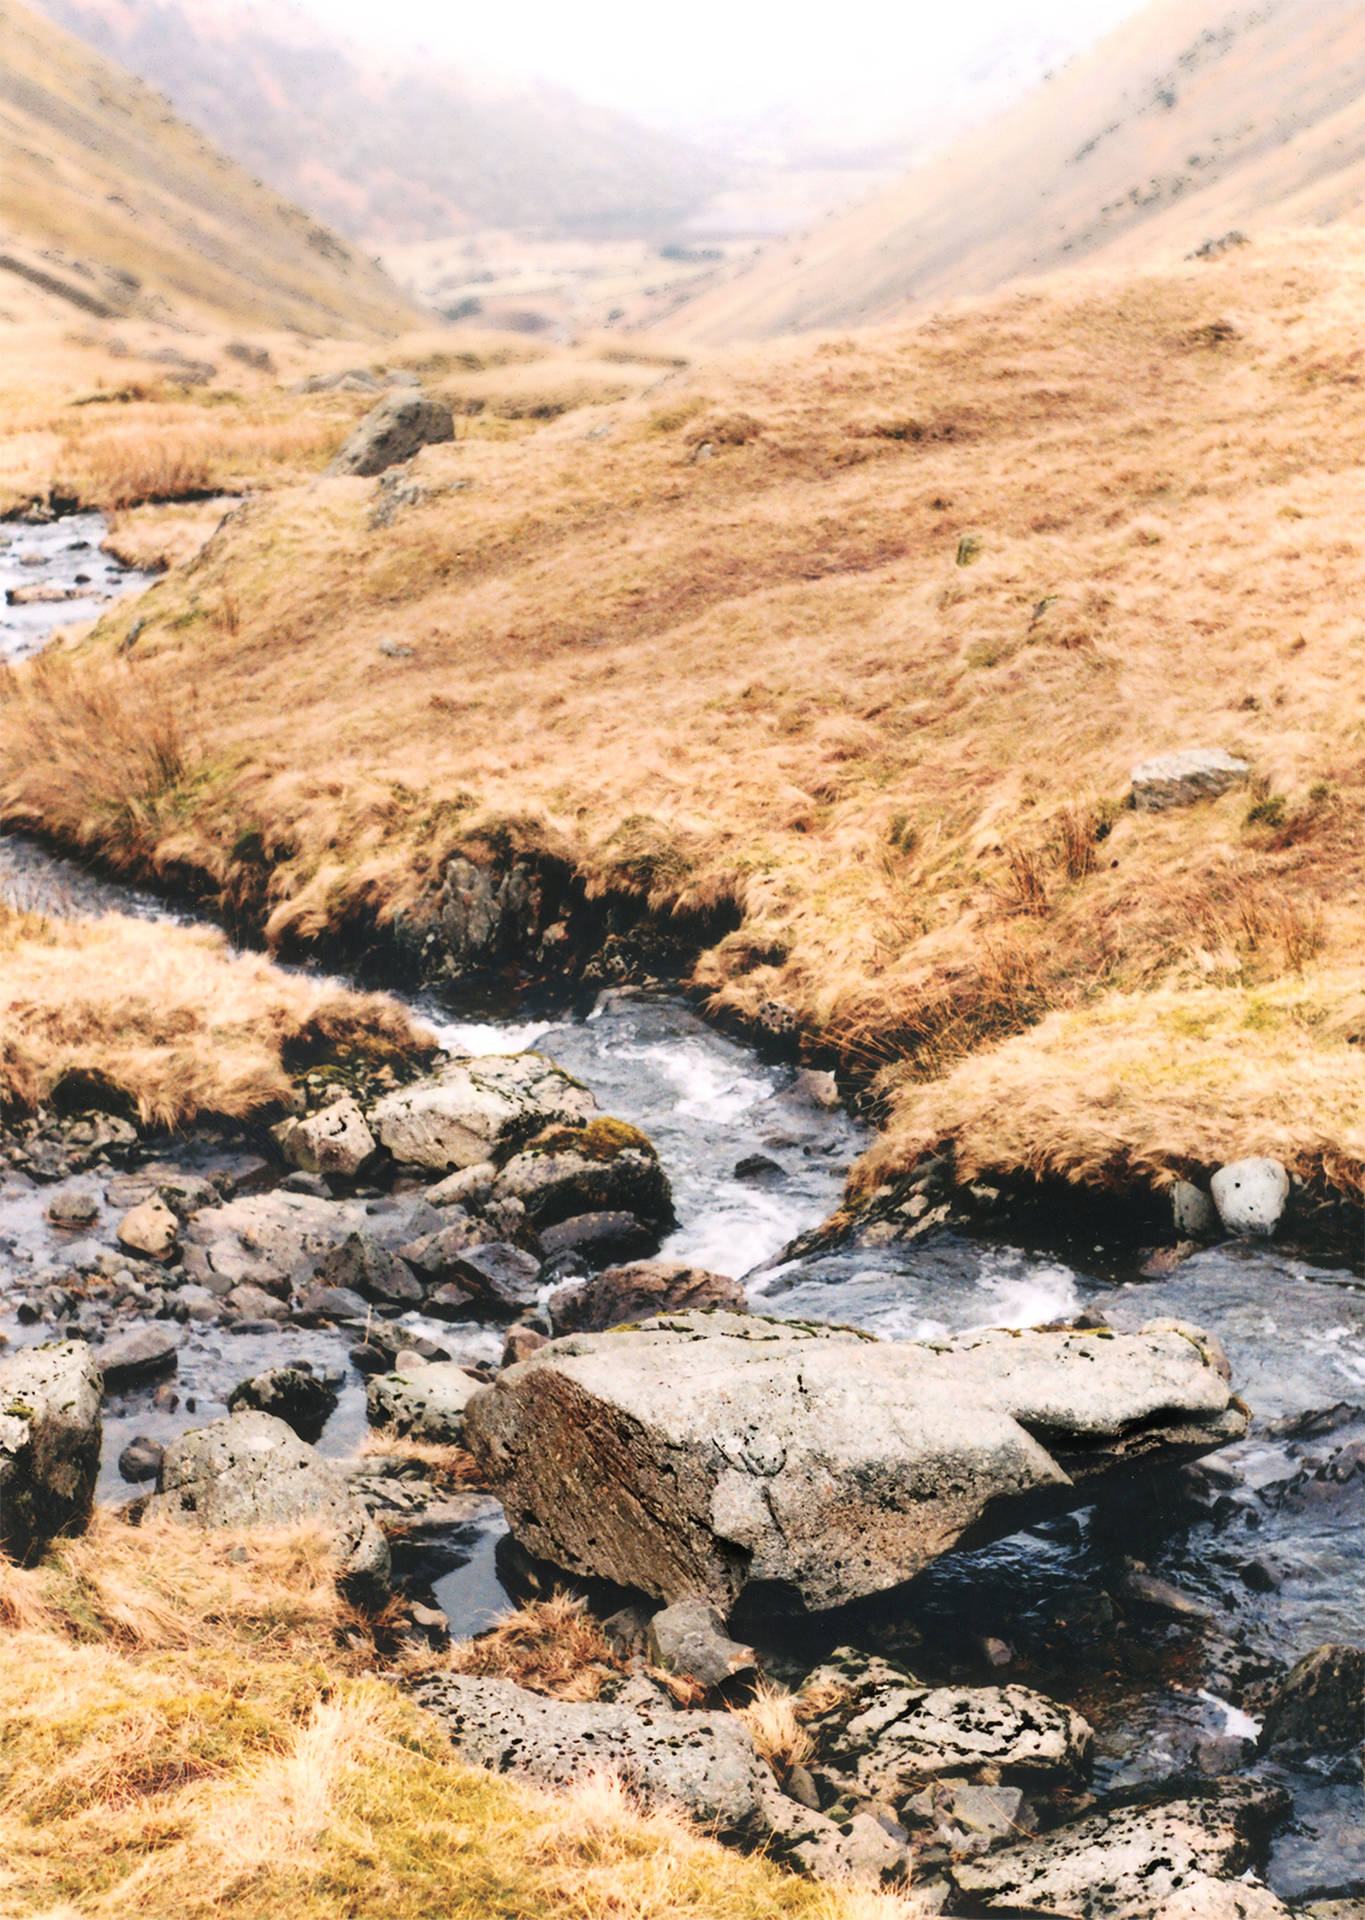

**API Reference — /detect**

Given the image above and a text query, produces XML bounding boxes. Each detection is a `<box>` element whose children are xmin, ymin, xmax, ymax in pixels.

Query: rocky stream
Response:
<box><xmin>1</xmin><ymin>521</ymin><xmax>1362</xmax><ymax>1916</ymax></box>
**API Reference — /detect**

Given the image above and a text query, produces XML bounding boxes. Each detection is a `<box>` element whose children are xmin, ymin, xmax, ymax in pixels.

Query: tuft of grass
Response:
<box><xmin>450</xmin><ymin>1592</ymin><xmax>627</xmax><ymax>1703</ymax></box>
<box><xmin>732</xmin><ymin>1680</ymin><xmax>815</xmax><ymax>1780</ymax></box>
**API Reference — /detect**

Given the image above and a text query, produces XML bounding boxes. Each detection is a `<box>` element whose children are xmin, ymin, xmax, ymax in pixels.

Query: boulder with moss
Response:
<box><xmin>490</xmin><ymin>1118</ymin><xmax>673</xmax><ymax>1230</ymax></box>
<box><xmin>370</xmin><ymin>1052</ymin><xmax>597</xmax><ymax>1173</ymax></box>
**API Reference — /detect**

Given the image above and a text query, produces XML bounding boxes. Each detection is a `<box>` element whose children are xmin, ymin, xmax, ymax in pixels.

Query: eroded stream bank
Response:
<box><xmin>1</xmin><ymin>527</ymin><xmax>1362</xmax><ymax>1908</ymax></box>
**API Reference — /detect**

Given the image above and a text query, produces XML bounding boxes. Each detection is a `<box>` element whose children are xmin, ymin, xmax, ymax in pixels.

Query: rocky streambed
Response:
<box><xmin>1</xmin><ymin>528</ymin><xmax>1363</xmax><ymax>1915</ymax></box>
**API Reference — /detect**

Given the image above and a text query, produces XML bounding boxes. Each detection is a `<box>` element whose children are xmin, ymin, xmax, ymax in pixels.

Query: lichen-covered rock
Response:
<box><xmin>548</xmin><ymin>1259</ymin><xmax>745</xmax><ymax>1335</ymax></box>
<box><xmin>801</xmin><ymin>1648</ymin><xmax>1092</xmax><ymax>1796</ymax></box>
<box><xmin>276</xmin><ymin>1097</ymin><xmax>376</xmax><ymax>1178</ymax></box>
<box><xmin>1130</xmin><ymin>749</ymin><xmax>1252</xmax><ymax>810</ymax></box>
<box><xmin>149</xmin><ymin>1411</ymin><xmax>389</xmax><ymax>1586</ymax></box>
<box><xmin>327</xmin><ymin>390</ymin><xmax>454</xmax><ymax>477</ymax></box>
<box><xmin>228</xmin><ymin>1364</ymin><xmax>339</xmax><ymax>1443</ymax></box>
<box><xmin>371</xmin><ymin>1052</ymin><xmax>597</xmax><ymax>1172</ymax></box>
<box><xmin>491</xmin><ymin>1119</ymin><xmax>673</xmax><ymax>1230</ymax></box>
<box><xmin>464</xmin><ymin>1311</ymin><xmax>1247</xmax><ymax>1613</ymax></box>
<box><xmin>0</xmin><ymin>1341</ymin><xmax>103</xmax><ymax>1555</ymax></box>
<box><xmin>950</xmin><ymin>1782</ymin><xmax>1289</xmax><ymax>1917</ymax></box>
<box><xmin>366</xmin><ymin>1362</ymin><xmax>483</xmax><ymax>1443</ymax></box>
<box><xmin>409</xmin><ymin>1672</ymin><xmax>779</xmax><ymax>1837</ymax></box>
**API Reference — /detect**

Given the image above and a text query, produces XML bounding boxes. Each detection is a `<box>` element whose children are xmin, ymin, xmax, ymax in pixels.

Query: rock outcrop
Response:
<box><xmin>149</xmin><ymin>1410</ymin><xmax>389</xmax><ymax>1586</ymax></box>
<box><xmin>950</xmin><ymin>1782</ymin><xmax>1288</xmax><ymax>1917</ymax></box>
<box><xmin>0</xmin><ymin>1341</ymin><xmax>103</xmax><ymax>1555</ymax></box>
<box><xmin>1130</xmin><ymin>749</ymin><xmax>1252</xmax><ymax>810</ymax></box>
<box><xmin>464</xmin><ymin>1311</ymin><xmax>1248</xmax><ymax>1613</ymax></box>
<box><xmin>410</xmin><ymin>1672</ymin><xmax>780</xmax><ymax>1837</ymax></box>
<box><xmin>327</xmin><ymin>391</ymin><xmax>454</xmax><ymax>477</ymax></box>
<box><xmin>491</xmin><ymin>1120</ymin><xmax>672</xmax><ymax>1231</ymax></box>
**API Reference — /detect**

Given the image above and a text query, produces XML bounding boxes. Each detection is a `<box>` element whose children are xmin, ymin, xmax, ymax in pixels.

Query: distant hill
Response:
<box><xmin>672</xmin><ymin>0</ymin><xmax>1365</xmax><ymax>343</ymax></box>
<box><xmin>0</xmin><ymin>0</ymin><xmax>419</xmax><ymax>332</ymax></box>
<box><xmin>29</xmin><ymin>0</ymin><xmax>728</xmax><ymax>244</ymax></box>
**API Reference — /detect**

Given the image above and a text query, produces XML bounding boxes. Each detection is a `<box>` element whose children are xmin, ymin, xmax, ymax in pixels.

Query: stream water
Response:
<box><xmin>1</xmin><ymin>522</ymin><xmax>1362</xmax><ymax>1899</ymax></box>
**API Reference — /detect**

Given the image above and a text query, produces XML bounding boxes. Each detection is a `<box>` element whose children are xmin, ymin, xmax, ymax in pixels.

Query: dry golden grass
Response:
<box><xmin>450</xmin><ymin>1591</ymin><xmax>627</xmax><ymax>1702</ymax></box>
<box><xmin>358</xmin><ymin>1433</ymin><xmax>489</xmax><ymax>1492</ymax></box>
<box><xmin>4</xmin><ymin>235</ymin><xmax>1365</xmax><ymax>1195</ymax></box>
<box><xmin>732</xmin><ymin>1681</ymin><xmax>816</xmax><ymax>1778</ymax></box>
<box><xmin>0</xmin><ymin>1518</ymin><xmax>929</xmax><ymax>1920</ymax></box>
<box><xmin>0</xmin><ymin>896</ymin><xmax>433</xmax><ymax>1124</ymax></box>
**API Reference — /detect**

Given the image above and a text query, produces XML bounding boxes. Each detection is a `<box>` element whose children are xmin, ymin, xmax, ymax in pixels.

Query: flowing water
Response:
<box><xmin>1</xmin><ymin>524</ymin><xmax>1362</xmax><ymax>1898</ymax></box>
<box><xmin>0</xmin><ymin>511</ymin><xmax>157</xmax><ymax>662</ymax></box>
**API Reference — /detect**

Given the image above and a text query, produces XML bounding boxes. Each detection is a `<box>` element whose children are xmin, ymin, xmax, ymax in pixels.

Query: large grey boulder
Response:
<box><xmin>801</xmin><ymin>1648</ymin><xmax>1092</xmax><ymax>1797</ymax></box>
<box><xmin>410</xmin><ymin>1671</ymin><xmax>778</xmax><ymax>1837</ymax></box>
<box><xmin>464</xmin><ymin>1311</ymin><xmax>1248</xmax><ymax>1613</ymax></box>
<box><xmin>950</xmin><ymin>1782</ymin><xmax>1288</xmax><ymax>1917</ymax></box>
<box><xmin>371</xmin><ymin>1052</ymin><xmax>596</xmax><ymax>1173</ymax></box>
<box><xmin>366</xmin><ymin>1362</ymin><xmax>484</xmax><ymax>1443</ymax></box>
<box><xmin>327</xmin><ymin>390</ymin><xmax>454</xmax><ymax>477</ymax></box>
<box><xmin>1210</xmin><ymin>1158</ymin><xmax>1290</xmax><ymax>1236</ymax></box>
<box><xmin>0</xmin><ymin>1342</ymin><xmax>103</xmax><ymax>1554</ymax></box>
<box><xmin>1131</xmin><ymin>750</ymin><xmax>1252</xmax><ymax>810</ymax></box>
<box><xmin>149</xmin><ymin>1411</ymin><xmax>389</xmax><ymax>1586</ymax></box>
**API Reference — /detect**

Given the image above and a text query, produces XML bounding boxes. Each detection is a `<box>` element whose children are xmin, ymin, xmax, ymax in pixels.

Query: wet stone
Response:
<box><xmin>118</xmin><ymin>1435</ymin><xmax>164</xmax><ymax>1483</ymax></box>
<box><xmin>228</xmin><ymin>1363</ymin><xmax>340</xmax><ymax>1444</ymax></box>
<box><xmin>314</xmin><ymin>1230</ymin><xmax>422</xmax><ymax>1306</ymax></box>
<box><xmin>99</xmin><ymin>1324</ymin><xmax>179</xmax><ymax>1389</ymax></box>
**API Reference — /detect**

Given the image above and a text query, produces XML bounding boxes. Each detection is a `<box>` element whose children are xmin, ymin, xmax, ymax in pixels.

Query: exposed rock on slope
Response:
<box><xmin>464</xmin><ymin>1310</ymin><xmax>1247</xmax><ymax>1612</ymax></box>
<box><xmin>0</xmin><ymin>1340</ymin><xmax>102</xmax><ymax>1554</ymax></box>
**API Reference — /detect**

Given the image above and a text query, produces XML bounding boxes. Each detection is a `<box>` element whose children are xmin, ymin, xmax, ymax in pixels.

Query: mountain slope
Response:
<box><xmin>0</xmin><ymin>0</ymin><xmax>419</xmax><ymax>332</ymax></box>
<box><xmin>672</xmin><ymin>0</ymin><xmax>1365</xmax><ymax>344</ymax></box>
<box><xmin>30</xmin><ymin>0</ymin><xmax>727</xmax><ymax>244</ymax></box>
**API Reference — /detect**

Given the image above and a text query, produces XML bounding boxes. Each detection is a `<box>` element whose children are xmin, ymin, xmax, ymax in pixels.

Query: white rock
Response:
<box><xmin>279</xmin><ymin>1097</ymin><xmax>376</xmax><ymax>1178</ymax></box>
<box><xmin>1131</xmin><ymin>749</ymin><xmax>1252</xmax><ymax>810</ymax></box>
<box><xmin>1170</xmin><ymin>1180</ymin><xmax>1218</xmax><ymax>1238</ymax></box>
<box><xmin>1211</xmin><ymin>1158</ymin><xmax>1290</xmax><ymax>1236</ymax></box>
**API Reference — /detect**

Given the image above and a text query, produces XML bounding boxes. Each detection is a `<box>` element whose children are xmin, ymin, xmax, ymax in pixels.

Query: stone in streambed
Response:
<box><xmin>491</xmin><ymin>1119</ymin><xmax>672</xmax><ymax>1230</ymax></box>
<box><xmin>1258</xmin><ymin>1643</ymin><xmax>1364</xmax><ymax>1756</ymax></box>
<box><xmin>314</xmin><ymin>1230</ymin><xmax>422</xmax><ymax>1306</ymax></box>
<box><xmin>1211</xmin><ymin>1158</ymin><xmax>1290</xmax><ymax>1237</ymax></box>
<box><xmin>801</xmin><ymin>1648</ymin><xmax>1091</xmax><ymax>1797</ymax></box>
<box><xmin>228</xmin><ymin>1363</ymin><xmax>339</xmax><ymax>1443</ymax></box>
<box><xmin>366</xmin><ymin>1362</ymin><xmax>483</xmax><ymax>1443</ymax></box>
<box><xmin>149</xmin><ymin>1410</ymin><xmax>389</xmax><ymax>1585</ymax></box>
<box><xmin>118</xmin><ymin>1435</ymin><xmax>164</xmax><ymax>1483</ymax></box>
<box><xmin>117</xmin><ymin>1196</ymin><xmax>179</xmax><ymax>1261</ymax></box>
<box><xmin>548</xmin><ymin>1259</ymin><xmax>746</xmax><ymax>1336</ymax></box>
<box><xmin>538</xmin><ymin>1211</ymin><xmax>655</xmax><ymax>1263</ymax></box>
<box><xmin>463</xmin><ymin>1311</ymin><xmax>1248</xmax><ymax>1614</ymax></box>
<box><xmin>646</xmin><ymin>1597</ymin><xmax>756</xmax><ymax>1689</ymax></box>
<box><xmin>398</xmin><ymin>1214</ymin><xmax>502</xmax><ymax>1278</ymax></box>
<box><xmin>274</xmin><ymin>1097</ymin><xmax>376</xmax><ymax>1179</ymax></box>
<box><xmin>0</xmin><ymin>1341</ymin><xmax>103</xmax><ymax>1554</ymax></box>
<box><xmin>949</xmin><ymin>1780</ymin><xmax>1289</xmax><ymax>1917</ymax></box>
<box><xmin>99</xmin><ymin>1325</ymin><xmax>179</xmax><ymax>1390</ymax></box>
<box><xmin>371</xmin><ymin>1052</ymin><xmax>596</xmax><ymax>1173</ymax></box>
<box><xmin>46</xmin><ymin>1188</ymin><xmax>100</xmax><ymax>1229</ymax></box>
<box><xmin>1170</xmin><ymin>1180</ymin><xmax>1218</xmax><ymax>1239</ymax></box>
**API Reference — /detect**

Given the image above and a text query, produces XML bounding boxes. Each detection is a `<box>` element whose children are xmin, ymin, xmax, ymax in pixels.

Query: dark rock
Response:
<box><xmin>1259</xmin><ymin>1644</ymin><xmax>1364</xmax><ymax>1755</ymax></box>
<box><xmin>492</xmin><ymin>1120</ymin><xmax>672</xmax><ymax>1230</ymax></box>
<box><xmin>223</xmin><ymin>1283</ymin><xmax>289</xmax><ymax>1323</ymax></box>
<box><xmin>547</xmin><ymin>1259</ymin><xmax>745</xmax><ymax>1336</ymax></box>
<box><xmin>646</xmin><ymin>1597</ymin><xmax>756</xmax><ymax>1689</ymax></box>
<box><xmin>228</xmin><ymin>1364</ymin><xmax>339</xmax><ymax>1443</ymax></box>
<box><xmin>425</xmin><ymin>1281</ymin><xmax>478</xmax><ymax>1319</ymax></box>
<box><xmin>502</xmin><ymin>1323</ymin><xmax>549</xmax><ymax>1368</ymax></box>
<box><xmin>118</xmin><ymin>1435</ymin><xmax>164</xmax><ymax>1483</ymax></box>
<box><xmin>280</xmin><ymin>1171</ymin><xmax>332</xmax><ymax>1198</ymax></box>
<box><xmin>315</xmin><ymin>1231</ymin><xmax>422</xmax><ymax>1306</ymax></box>
<box><xmin>733</xmin><ymin>1154</ymin><xmax>785</xmax><ymax>1185</ymax></box>
<box><xmin>537</xmin><ymin>1211</ymin><xmax>654</xmax><ymax>1263</ymax></box>
<box><xmin>440</xmin><ymin>1243</ymin><xmax>542</xmax><ymax>1318</ymax></box>
<box><xmin>399</xmin><ymin>1217</ymin><xmax>498</xmax><ymax>1277</ymax></box>
<box><xmin>294</xmin><ymin>1283</ymin><xmax>370</xmax><ymax>1324</ymax></box>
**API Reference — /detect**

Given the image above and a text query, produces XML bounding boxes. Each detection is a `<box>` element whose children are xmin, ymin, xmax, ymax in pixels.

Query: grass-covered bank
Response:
<box><xmin>0</xmin><ymin>1515</ymin><xmax>922</xmax><ymax>1920</ymax></box>
<box><xmin>0</xmin><ymin>899</ymin><xmax>433</xmax><ymax>1127</ymax></box>
<box><xmin>3</xmin><ymin>235</ymin><xmax>1364</xmax><ymax>1202</ymax></box>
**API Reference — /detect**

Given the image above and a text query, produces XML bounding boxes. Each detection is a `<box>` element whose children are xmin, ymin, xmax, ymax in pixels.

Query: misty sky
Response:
<box><xmin>290</xmin><ymin>0</ymin><xmax>1144</xmax><ymax>133</ymax></box>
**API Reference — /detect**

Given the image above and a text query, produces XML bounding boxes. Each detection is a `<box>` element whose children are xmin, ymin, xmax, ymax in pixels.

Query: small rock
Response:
<box><xmin>1211</xmin><ymin>1159</ymin><xmax>1290</xmax><ymax>1237</ymax></box>
<box><xmin>117</xmin><ymin>1197</ymin><xmax>179</xmax><ymax>1261</ymax></box>
<box><xmin>46</xmin><ymin>1188</ymin><xmax>100</xmax><ymax>1230</ymax></box>
<box><xmin>1120</xmin><ymin>1567</ymin><xmax>1217</xmax><ymax>1621</ymax></box>
<box><xmin>279</xmin><ymin>1170</ymin><xmax>332</xmax><ymax>1197</ymax></box>
<box><xmin>228</xmin><ymin>1364</ymin><xmax>339</xmax><ymax>1443</ymax></box>
<box><xmin>118</xmin><ymin>1435</ymin><xmax>164</xmax><ymax>1483</ymax></box>
<box><xmin>645</xmin><ymin>1597</ymin><xmax>756</xmax><ymax>1689</ymax></box>
<box><xmin>223</xmin><ymin>1283</ymin><xmax>289</xmax><ymax>1323</ymax></box>
<box><xmin>502</xmin><ymin>1323</ymin><xmax>549</xmax><ymax>1367</ymax></box>
<box><xmin>1131</xmin><ymin>749</ymin><xmax>1252</xmax><ymax>810</ymax></box>
<box><xmin>791</xmin><ymin>1068</ymin><xmax>842</xmax><ymax>1111</ymax></box>
<box><xmin>440</xmin><ymin>1242</ymin><xmax>543</xmax><ymax>1317</ymax></box>
<box><xmin>100</xmin><ymin>1325</ymin><xmax>179</xmax><ymax>1390</ymax></box>
<box><xmin>277</xmin><ymin>1097</ymin><xmax>377</xmax><ymax>1179</ymax></box>
<box><xmin>366</xmin><ymin>1362</ymin><xmax>483</xmax><ymax>1443</ymax></box>
<box><xmin>1259</xmin><ymin>1643</ymin><xmax>1364</xmax><ymax>1755</ymax></box>
<box><xmin>538</xmin><ymin>1211</ymin><xmax>654</xmax><ymax>1262</ymax></box>
<box><xmin>294</xmin><ymin>1283</ymin><xmax>370</xmax><ymax>1324</ymax></box>
<box><xmin>546</xmin><ymin>1259</ymin><xmax>745</xmax><ymax>1336</ymax></box>
<box><xmin>326</xmin><ymin>391</ymin><xmax>455</xmax><ymax>478</ymax></box>
<box><xmin>426</xmin><ymin>1162</ymin><xmax>497</xmax><ymax>1209</ymax></box>
<box><xmin>1171</xmin><ymin>1180</ymin><xmax>1219</xmax><ymax>1239</ymax></box>
<box><xmin>314</xmin><ymin>1231</ymin><xmax>422</xmax><ymax>1306</ymax></box>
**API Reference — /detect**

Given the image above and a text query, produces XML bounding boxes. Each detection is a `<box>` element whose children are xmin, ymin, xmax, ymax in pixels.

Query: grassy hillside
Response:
<box><xmin>29</xmin><ymin>0</ymin><xmax>729</xmax><ymax>245</ymax></box>
<box><xmin>0</xmin><ymin>1516</ymin><xmax>918</xmax><ymax>1918</ymax></box>
<box><xmin>673</xmin><ymin>0</ymin><xmax>1365</xmax><ymax>345</ymax></box>
<box><xmin>3</xmin><ymin>234</ymin><xmax>1363</xmax><ymax>1201</ymax></box>
<box><xmin>0</xmin><ymin>0</ymin><xmax>418</xmax><ymax>333</ymax></box>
